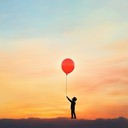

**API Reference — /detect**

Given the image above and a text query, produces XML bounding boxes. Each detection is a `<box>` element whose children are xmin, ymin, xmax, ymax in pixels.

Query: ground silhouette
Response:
<box><xmin>0</xmin><ymin>117</ymin><xmax>128</xmax><ymax>128</ymax></box>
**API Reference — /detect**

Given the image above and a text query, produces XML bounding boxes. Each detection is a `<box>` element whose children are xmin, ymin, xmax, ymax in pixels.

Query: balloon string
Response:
<box><xmin>66</xmin><ymin>74</ymin><xmax>67</xmax><ymax>96</ymax></box>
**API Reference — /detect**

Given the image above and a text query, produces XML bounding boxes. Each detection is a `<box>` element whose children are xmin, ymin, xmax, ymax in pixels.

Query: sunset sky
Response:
<box><xmin>0</xmin><ymin>0</ymin><xmax>128</xmax><ymax>119</ymax></box>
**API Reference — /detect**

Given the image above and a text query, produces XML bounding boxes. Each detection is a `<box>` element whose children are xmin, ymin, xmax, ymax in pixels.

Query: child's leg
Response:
<box><xmin>71</xmin><ymin>109</ymin><xmax>74</xmax><ymax>118</ymax></box>
<box><xmin>73</xmin><ymin>112</ymin><xmax>76</xmax><ymax>119</ymax></box>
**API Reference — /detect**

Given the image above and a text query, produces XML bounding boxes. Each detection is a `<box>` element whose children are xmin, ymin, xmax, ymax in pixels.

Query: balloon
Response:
<box><xmin>61</xmin><ymin>58</ymin><xmax>75</xmax><ymax>75</ymax></box>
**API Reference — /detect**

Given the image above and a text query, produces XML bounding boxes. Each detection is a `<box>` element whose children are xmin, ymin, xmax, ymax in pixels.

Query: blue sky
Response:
<box><xmin>0</xmin><ymin>0</ymin><xmax>127</xmax><ymax>39</ymax></box>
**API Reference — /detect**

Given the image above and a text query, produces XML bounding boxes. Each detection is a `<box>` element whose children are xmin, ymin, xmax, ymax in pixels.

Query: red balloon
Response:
<box><xmin>61</xmin><ymin>58</ymin><xmax>75</xmax><ymax>75</ymax></box>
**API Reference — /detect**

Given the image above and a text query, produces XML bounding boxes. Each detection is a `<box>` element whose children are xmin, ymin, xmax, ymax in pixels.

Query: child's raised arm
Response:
<box><xmin>66</xmin><ymin>96</ymin><xmax>72</xmax><ymax>102</ymax></box>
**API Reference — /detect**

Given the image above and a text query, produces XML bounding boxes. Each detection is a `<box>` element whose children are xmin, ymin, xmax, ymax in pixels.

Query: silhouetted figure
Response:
<box><xmin>66</xmin><ymin>96</ymin><xmax>77</xmax><ymax>119</ymax></box>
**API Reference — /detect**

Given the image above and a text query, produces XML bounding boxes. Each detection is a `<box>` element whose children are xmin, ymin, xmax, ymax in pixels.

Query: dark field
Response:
<box><xmin>0</xmin><ymin>117</ymin><xmax>128</xmax><ymax>128</ymax></box>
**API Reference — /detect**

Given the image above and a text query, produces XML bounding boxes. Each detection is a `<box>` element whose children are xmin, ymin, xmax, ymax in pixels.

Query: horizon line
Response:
<box><xmin>0</xmin><ymin>116</ymin><xmax>127</xmax><ymax>120</ymax></box>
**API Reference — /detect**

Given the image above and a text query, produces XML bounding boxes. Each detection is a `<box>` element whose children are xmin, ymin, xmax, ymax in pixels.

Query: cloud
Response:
<box><xmin>104</xmin><ymin>39</ymin><xmax>128</xmax><ymax>52</ymax></box>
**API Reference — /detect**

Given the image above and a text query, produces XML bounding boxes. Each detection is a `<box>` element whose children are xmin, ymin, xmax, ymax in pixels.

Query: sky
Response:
<box><xmin>0</xmin><ymin>0</ymin><xmax>128</xmax><ymax>119</ymax></box>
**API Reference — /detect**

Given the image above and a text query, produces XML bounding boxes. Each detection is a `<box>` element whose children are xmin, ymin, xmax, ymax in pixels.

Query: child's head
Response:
<box><xmin>72</xmin><ymin>97</ymin><xmax>77</xmax><ymax>101</ymax></box>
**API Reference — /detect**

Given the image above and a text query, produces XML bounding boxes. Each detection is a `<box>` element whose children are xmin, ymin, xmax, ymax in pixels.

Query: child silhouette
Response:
<box><xmin>66</xmin><ymin>96</ymin><xmax>77</xmax><ymax>119</ymax></box>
